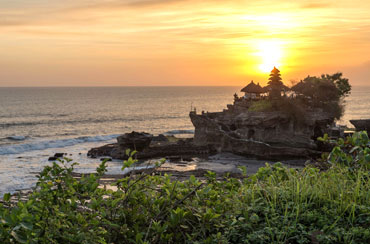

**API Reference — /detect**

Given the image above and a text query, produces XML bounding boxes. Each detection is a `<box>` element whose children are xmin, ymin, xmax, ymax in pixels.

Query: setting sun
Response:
<box><xmin>257</xmin><ymin>40</ymin><xmax>283</xmax><ymax>73</ymax></box>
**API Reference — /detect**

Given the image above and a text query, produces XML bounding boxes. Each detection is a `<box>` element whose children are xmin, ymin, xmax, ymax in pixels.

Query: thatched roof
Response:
<box><xmin>241</xmin><ymin>81</ymin><xmax>264</xmax><ymax>94</ymax></box>
<box><xmin>291</xmin><ymin>81</ymin><xmax>305</xmax><ymax>93</ymax></box>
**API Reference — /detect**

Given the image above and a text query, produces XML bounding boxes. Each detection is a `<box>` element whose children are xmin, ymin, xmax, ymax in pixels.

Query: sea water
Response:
<box><xmin>0</xmin><ymin>86</ymin><xmax>369</xmax><ymax>195</ymax></box>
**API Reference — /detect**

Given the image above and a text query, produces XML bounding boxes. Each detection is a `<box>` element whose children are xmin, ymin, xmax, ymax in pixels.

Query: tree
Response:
<box><xmin>321</xmin><ymin>73</ymin><xmax>351</xmax><ymax>97</ymax></box>
<box><xmin>296</xmin><ymin>73</ymin><xmax>351</xmax><ymax>103</ymax></box>
<box><xmin>291</xmin><ymin>72</ymin><xmax>352</xmax><ymax>119</ymax></box>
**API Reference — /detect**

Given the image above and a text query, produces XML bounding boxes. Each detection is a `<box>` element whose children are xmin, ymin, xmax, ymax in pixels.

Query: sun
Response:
<box><xmin>256</xmin><ymin>40</ymin><xmax>283</xmax><ymax>73</ymax></box>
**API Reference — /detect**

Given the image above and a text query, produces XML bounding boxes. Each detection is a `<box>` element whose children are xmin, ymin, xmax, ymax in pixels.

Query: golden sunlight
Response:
<box><xmin>256</xmin><ymin>40</ymin><xmax>283</xmax><ymax>73</ymax></box>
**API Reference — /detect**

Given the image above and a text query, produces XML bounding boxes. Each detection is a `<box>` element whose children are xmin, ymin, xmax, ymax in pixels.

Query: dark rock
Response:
<box><xmin>48</xmin><ymin>153</ymin><xmax>65</xmax><ymax>161</ymax></box>
<box><xmin>117</xmin><ymin>131</ymin><xmax>153</xmax><ymax>151</ymax></box>
<box><xmin>54</xmin><ymin>153</ymin><xmax>65</xmax><ymax>158</ymax></box>
<box><xmin>88</xmin><ymin>144</ymin><xmax>117</xmax><ymax>159</ymax></box>
<box><xmin>152</xmin><ymin>134</ymin><xmax>169</xmax><ymax>142</ymax></box>
<box><xmin>88</xmin><ymin>137</ymin><xmax>211</xmax><ymax>160</ymax></box>
<box><xmin>350</xmin><ymin>119</ymin><xmax>370</xmax><ymax>134</ymax></box>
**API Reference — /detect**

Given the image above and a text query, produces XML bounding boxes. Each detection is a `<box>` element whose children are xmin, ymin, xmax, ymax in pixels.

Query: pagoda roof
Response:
<box><xmin>271</xmin><ymin>66</ymin><xmax>280</xmax><ymax>73</ymax></box>
<box><xmin>241</xmin><ymin>81</ymin><xmax>265</xmax><ymax>94</ymax></box>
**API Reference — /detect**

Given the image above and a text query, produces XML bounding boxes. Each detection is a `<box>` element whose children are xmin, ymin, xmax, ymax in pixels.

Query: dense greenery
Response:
<box><xmin>1</xmin><ymin>132</ymin><xmax>369</xmax><ymax>243</ymax></box>
<box><xmin>247</xmin><ymin>71</ymin><xmax>351</xmax><ymax>122</ymax></box>
<box><xmin>291</xmin><ymin>72</ymin><xmax>351</xmax><ymax>119</ymax></box>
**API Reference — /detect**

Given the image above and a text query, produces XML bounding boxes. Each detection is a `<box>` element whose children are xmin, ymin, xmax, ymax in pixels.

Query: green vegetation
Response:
<box><xmin>291</xmin><ymin>72</ymin><xmax>351</xmax><ymax>119</ymax></box>
<box><xmin>1</xmin><ymin>132</ymin><xmax>369</xmax><ymax>243</ymax></box>
<box><xmin>248</xmin><ymin>100</ymin><xmax>273</xmax><ymax>112</ymax></box>
<box><xmin>247</xmin><ymin>70</ymin><xmax>351</xmax><ymax>122</ymax></box>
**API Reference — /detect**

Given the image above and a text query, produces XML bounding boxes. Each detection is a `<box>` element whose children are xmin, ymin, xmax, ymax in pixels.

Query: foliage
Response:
<box><xmin>248</xmin><ymin>100</ymin><xmax>273</xmax><ymax>112</ymax></box>
<box><xmin>321</xmin><ymin>73</ymin><xmax>351</xmax><ymax>98</ymax></box>
<box><xmin>318</xmin><ymin>131</ymin><xmax>370</xmax><ymax>171</ymax></box>
<box><xmin>273</xmin><ymin>96</ymin><xmax>307</xmax><ymax>124</ymax></box>
<box><xmin>291</xmin><ymin>72</ymin><xmax>351</xmax><ymax>119</ymax></box>
<box><xmin>1</xmin><ymin>133</ymin><xmax>369</xmax><ymax>243</ymax></box>
<box><xmin>295</xmin><ymin>73</ymin><xmax>351</xmax><ymax>102</ymax></box>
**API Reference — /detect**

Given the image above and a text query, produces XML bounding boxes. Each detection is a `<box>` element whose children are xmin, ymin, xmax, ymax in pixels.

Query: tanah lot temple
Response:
<box><xmin>231</xmin><ymin>66</ymin><xmax>290</xmax><ymax>110</ymax></box>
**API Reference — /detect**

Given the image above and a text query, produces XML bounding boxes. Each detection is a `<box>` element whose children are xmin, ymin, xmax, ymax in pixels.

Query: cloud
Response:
<box><xmin>126</xmin><ymin>0</ymin><xmax>190</xmax><ymax>7</ymax></box>
<box><xmin>300</xmin><ymin>2</ymin><xmax>332</xmax><ymax>9</ymax></box>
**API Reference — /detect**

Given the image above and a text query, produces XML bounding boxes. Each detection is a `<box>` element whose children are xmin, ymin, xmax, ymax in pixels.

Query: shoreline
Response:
<box><xmin>1</xmin><ymin>152</ymin><xmax>307</xmax><ymax>202</ymax></box>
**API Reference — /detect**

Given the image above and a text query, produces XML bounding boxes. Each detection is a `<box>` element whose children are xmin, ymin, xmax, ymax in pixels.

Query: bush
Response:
<box><xmin>273</xmin><ymin>97</ymin><xmax>307</xmax><ymax>124</ymax></box>
<box><xmin>1</xmin><ymin>133</ymin><xmax>369</xmax><ymax>243</ymax></box>
<box><xmin>248</xmin><ymin>100</ymin><xmax>273</xmax><ymax>112</ymax></box>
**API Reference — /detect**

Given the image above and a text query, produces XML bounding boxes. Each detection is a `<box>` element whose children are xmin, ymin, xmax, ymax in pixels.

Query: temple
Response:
<box><xmin>190</xmin><ymin>67</ymin><xmax>337</xmax><ymax>159</ymax></box>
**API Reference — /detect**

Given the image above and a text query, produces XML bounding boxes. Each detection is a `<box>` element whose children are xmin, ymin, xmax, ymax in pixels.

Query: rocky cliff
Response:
<box><xmin>189</xmin><ymin>109</ymin><xmax>334</xmax><ymax>159</ymax></box>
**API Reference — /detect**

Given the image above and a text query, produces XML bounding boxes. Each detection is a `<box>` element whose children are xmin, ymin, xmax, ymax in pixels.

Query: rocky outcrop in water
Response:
<box><xmin>117</xmin><ymin>132</ymin><xmax>153</xmax><ymax>151</ymax></box>
<box><xmin>87</xmin><ymin>131</ymin><xmax>210</xmax><ymax>160</ymax></box>
<box><xmin>350</xmin><ymin>119</ymin><xmax>370</xmax><ymax>134</ymax></box>
<box><xmin>189</xmin><ymin>109</ymin><xmax>334</xmax><ymax>159</ymax></box>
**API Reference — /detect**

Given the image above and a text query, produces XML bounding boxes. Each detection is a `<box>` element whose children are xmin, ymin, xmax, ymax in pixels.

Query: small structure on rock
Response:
<box><xmin>240</xmin><ymin>81</ymin><xmax>265</xmax><ymax>99</ymax></box>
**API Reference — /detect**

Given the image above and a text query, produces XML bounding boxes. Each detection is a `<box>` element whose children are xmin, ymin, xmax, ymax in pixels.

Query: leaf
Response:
<box><xmin>3</xmin><ymin>193</ymin><xmax>11</xmax><ymax>202</ymax></box>
<box><xmin>20</xmin><ymin>221</ymin><xmax>33</xmax><ymax>231</ymax></box>
<box><xmin>11</xmin><ymin>229</ymin><xmax>28</xmax><ymax>243</ymax></box>
<box><xmin>365</xmin><ymin>154</ymin><xmax>370</xmax><ymax>163</ymax></box>
<box><xmin>349</xmin><ymin>146</ymin><xmax>359</xmax><ymax>154</ymax></box>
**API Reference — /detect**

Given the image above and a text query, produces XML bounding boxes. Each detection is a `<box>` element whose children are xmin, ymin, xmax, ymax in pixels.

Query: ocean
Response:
<box><xmin>0</xmin><ymin>86</ymin><xmax>369</xmax><ymax>196</ymax></box>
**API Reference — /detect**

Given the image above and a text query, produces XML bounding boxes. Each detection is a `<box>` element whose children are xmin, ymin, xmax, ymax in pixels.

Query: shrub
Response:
<box><xmin>248</xmin><ymin>100</ymin><xmax>273</xmax><ymax>112</ymax></box>
<box><xmin>0</xmin><ymin>133</ymin><xmax>369</xmax><ymax>243</ymax></box>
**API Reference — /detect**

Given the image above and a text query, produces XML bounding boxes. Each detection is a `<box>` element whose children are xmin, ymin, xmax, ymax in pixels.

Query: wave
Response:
<box><xmin>0</xmin><ymin>134</ymin><xmax>120</xmax><ymax>155</ymax></box>
<box><xmin>6</xmin><ymin>136</ymin><xmax>27</xmax><ymax>141</ymax></box>
<box><xmin>164</xmin><ymin>129</ymin><xmax>194</xmax><ymax>135</ymax></box>
<box><xmin>0</xmin><ymin>115</ymin><xmax>181</xmax><ymax>129</ymax></box>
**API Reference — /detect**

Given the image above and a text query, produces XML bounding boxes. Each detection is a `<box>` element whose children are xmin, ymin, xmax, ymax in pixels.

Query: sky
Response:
<box><xmin>0</xmin><ymin>0</ymin><xmax>370</xmax><ymax>87</ymax></box>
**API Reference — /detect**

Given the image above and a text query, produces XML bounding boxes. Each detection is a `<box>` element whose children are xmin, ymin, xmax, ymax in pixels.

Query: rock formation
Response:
<box><xmin>117</xmin><ymin>131</ymin><xmax>153</xmax><ymax>151</ymax></box>
<box><xmin>88</xmin><ymin>131</ymin><xmax>210</xmax><ymax>160</ymax></box>
<box><xmin>350</xmin><ymin>119</ymin><xmax>370</xmax><ymax>134</ymax></box>
<box><xmin>190</xmin><ymin>109</ymin><xmax>334</xmax><ymax>159</ymax></box>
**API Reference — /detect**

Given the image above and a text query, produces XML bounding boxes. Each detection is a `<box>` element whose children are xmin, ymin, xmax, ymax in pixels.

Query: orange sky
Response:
<box><xmin>0</xmin><ymin>0</ymin><xmax>370</xmax><ymax>86</ymax></box>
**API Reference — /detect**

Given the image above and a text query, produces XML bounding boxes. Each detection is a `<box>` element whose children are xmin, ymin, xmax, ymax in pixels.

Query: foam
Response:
<box><xmin>0</xmin><ymin>134</ymin><xmax>119</xmax><ymax>155</ymax></box>
<box><xmin>164</xmin><ymin>129</ymin><xmax>194</xmax><ymax>135</ymax></box>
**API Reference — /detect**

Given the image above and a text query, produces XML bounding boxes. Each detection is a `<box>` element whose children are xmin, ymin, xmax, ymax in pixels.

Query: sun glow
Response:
<box><xmin>256</xmin><ymin>40</ymin><xmax>283</xmax><ymax>73</ymax></box>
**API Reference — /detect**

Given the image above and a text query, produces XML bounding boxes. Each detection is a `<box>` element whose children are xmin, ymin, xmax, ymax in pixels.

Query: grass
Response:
<box><xmin>248</xmin><ymin>100</ymin><xmax>273</xmax><ymax>112</ymax></box>
<box><xmin>0</xmin><ymin>132</ymin><xmax>369</xmax><ymax>243</ymax></box>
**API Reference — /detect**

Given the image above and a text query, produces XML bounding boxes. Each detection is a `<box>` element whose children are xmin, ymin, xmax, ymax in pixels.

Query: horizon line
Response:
<box><xmin>0</xmin><ymin>84</ymin><xmax>369</xmax><ymax>88</ymax></box>
<box><xmin>0</xmin><ymin>85</ymin><xmax>244</xmax><ymax>88</ymax></box>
